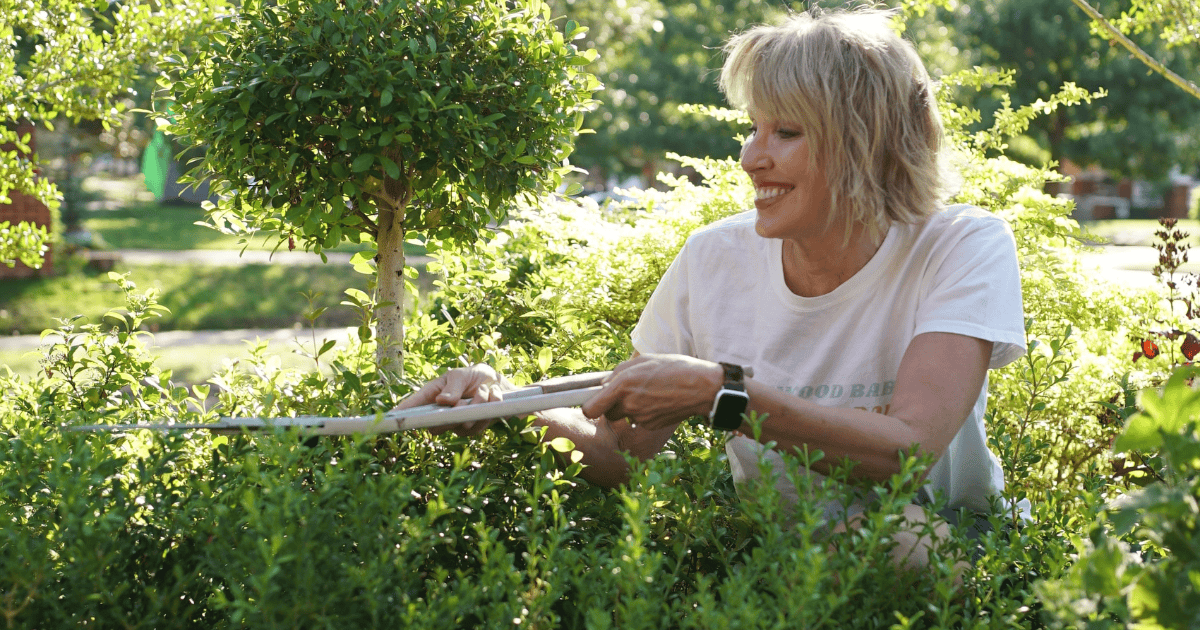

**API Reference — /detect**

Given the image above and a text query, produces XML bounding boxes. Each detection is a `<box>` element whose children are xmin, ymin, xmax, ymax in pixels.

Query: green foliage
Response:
<box><xmin>163</xmin><ymin>0</ymin><xmax>597</xmax><ymax>251</ymax></box>
<box><xmin>3</xmin><ymin>276</ymin><xmax>1061</xmax><ymax>628</ymax></box>
<box><xmin>545</xmin><ymin>0</ymin><xmax>790</xmax><ymax>182</ymax></box>
<box><xmin>1104</xmin><ymin>0</ymin><xmax>1200</xmax><ymax>51</ymax></box>
<box><xmin>6</xmin><ymin>14</ymin><xmax>1197</xmax><ymax>628</ymax></box>
<box><xmin>1040</xmin><ymin>366</ymin><xmax>1200</xmax><ymax>629</ymax></box>
<box><xmin>0</xmin><ymin>0</ymin><xmax>227</xmax><ymax>266</ymax></box>
<box><xmin>942</xmin><ymin>0</ymin><xmax>1200</xmax><ymax>179</ymax></box>
<box><xmin>1068</xmin><ymin>0</ymin><xmax>1200</xmax><ymax>102</ymax></box>
<box><xmin>0</xmin><ymin>219</ymin><xmax>50</xmax><ymax>268</ymax></box>
<box><xmin>163</xmin><ymin>0</ymin><xmax>599</xmax><ymax>368</ymax></box>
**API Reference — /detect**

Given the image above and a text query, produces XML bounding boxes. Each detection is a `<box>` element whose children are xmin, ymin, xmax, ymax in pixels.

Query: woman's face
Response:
<box><xmin>740</xmin><ymin>117</ymin><xmax>833</xmax><ymax>242</ymax></box>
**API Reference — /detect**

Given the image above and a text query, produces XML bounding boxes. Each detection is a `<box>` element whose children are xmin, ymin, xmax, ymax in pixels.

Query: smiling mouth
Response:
<box><xmin>755</xmin><ymin>186</ymin><xmax>793</xmax><ymax>201</ymax></box>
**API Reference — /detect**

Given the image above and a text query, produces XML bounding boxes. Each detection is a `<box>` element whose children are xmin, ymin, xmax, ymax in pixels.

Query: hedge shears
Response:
<box><xmin>70</xmin><ymin>371</ymin><xmax>610</xmax><ymax>435</ymax></box>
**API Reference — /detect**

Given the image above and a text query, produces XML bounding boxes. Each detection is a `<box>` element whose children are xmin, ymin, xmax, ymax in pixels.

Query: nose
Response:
<box><xmin>740</xmin><ymin>132</ymin><xmax>769</xmax><ymax>174</ymax></box>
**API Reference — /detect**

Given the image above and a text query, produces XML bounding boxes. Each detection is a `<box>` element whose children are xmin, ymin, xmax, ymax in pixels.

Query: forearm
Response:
<box><xmin>743</xmin><ymin>382</ymin><xmax>931</xmax><ymax>481</ymax></box>
<box><xmin>531</xmin><ymin>408</ymin><xmax>632</xmax><ymax>489</ymax></box>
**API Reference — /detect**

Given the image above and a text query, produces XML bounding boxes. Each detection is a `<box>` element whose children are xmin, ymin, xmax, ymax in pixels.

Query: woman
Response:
<box><xmin>396</xmin><ymin>7</ymin><xmax>1025</xmax><ymax>567</ymax></box>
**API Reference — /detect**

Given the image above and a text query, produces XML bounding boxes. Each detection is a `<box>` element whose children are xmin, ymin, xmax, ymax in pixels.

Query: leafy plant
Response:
<box><xmin>1040</xmin><ymin>366</ymin><xmax>1200</xmax><ymax>628</ymax></box>
<box><xmin>1</xmin><ymin>0</ymin><xmax>227</xmax><ymax>266</ymax></box>
<box><xmin>162</xmin><ymin>0</ymin><xmax>599</xmax><ymax>372</ymax></box>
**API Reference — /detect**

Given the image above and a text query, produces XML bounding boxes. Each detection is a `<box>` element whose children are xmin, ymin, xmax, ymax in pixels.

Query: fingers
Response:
<box><xmin>433</xmin><ymin>368</ymin><xmax>489</xmax><ymax>407</ymax></box>
<box><xmin>394</xmin><ymin>365</ymin><xmax>500</xmax><ymax>411</ymax></box>
<box><xmin>581</xmin><ymin>354</ymin><xmax>719</xmax><ymax>431</ymax></box>
<box><xmin>395</xmin><ymin>365</ymin><xmax>506</xmax><ymax>436</ymax></box>
<box><xmin>581</xmin><ymin>356</ymin><xmax>642</xmax><ymax>420</ymax></box>
<box><xmin>453</xmin><ymin>383</ymin><xmax>504</xmax><ymax>436</ymax></box>
<box><xmin>581</xmin><ymin>378</ymin><xmax>615</xmax><ymax>420</ymax></box>
<box><xmin>392</xmin><ymin>376</ymin><xmax>450</xmax><ymax>410</ymax></box>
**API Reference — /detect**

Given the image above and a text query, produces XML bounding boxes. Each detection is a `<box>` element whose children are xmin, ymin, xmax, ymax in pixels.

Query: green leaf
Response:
<box><xmin>548</xmin><ymin>437</ymin><xmax>575</xmax><ymax>453</ymax></box>
<box><xmin>381</xmin><ymin>89</ymin><xmax>393</xmax><ymax>107</ymax></box>
<box><xmin>352</xmin><ymin>154</ymin><xmax>374</xmax><ymax>173</ymax></box>
<box><xmin>349</xmin><ymin>251</ymin><xmax>375</xmax><ymax>274</ymax></box>
<box><xmin>380</xmin><ymin>156</ymin><xmax>400</xmax><ymax>179</ymax></box>
<box><xmin>1116</xmin><ymin>366</ymin><xmax>1200</xmax><ymax>453</ymax></box>
<box><xmin>1115</xmin><ymin>413</ymin><xmax>1162</xmax><ymax>453</ymax></box>
<box><xmin>537</xmin><ymin>347</ymin><xmax>552</xmax><ymax>373</ymax></box>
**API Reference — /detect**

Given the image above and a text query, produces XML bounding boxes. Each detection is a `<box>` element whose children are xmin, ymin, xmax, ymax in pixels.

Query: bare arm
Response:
<box><xmin>581</xmin><ymin>332</ymin><xmax>993</xmax><ymax>482</ymax></box>
<box><xmin>529</xmin><ymin>408</ymin><xmax>675</xmax><ymax>488</ymax></box>
<box><xmin>392</xmin><ymin>362</ymin><xmax>672</xmax><ymax>488</ymax></box>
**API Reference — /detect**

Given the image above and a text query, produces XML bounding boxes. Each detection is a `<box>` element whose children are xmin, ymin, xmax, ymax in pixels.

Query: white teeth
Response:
<box><xmin>755</xmin><ymin>187</ymin><xmax>792</xmax><ymax>201</ymax></box>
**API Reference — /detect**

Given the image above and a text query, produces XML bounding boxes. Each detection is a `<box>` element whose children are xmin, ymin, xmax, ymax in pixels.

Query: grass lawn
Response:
<box><xmin>0</xmin><ymin>339</ymin><xmax>332</xmax><ymax>387</ymax></box>
<box><xmin>1081</xmin><ymin>218</ymin><xmax>1200</xmax><ymax>247</ymax></box>
<box><xmin>81</xmin><ymin>176</ymin><xmax>426</xmax><ymax>257</ymax></box>
<box><xmin>0</xmin><ymin>256</ymin><xmax>432</xmax><ymax>335</ymax></box>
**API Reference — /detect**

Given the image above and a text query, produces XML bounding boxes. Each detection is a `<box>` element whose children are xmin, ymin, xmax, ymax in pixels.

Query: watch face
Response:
<box><xmin>712</xmin><ymin>390</ymin><xmax>750</xmax><ymax>431</ymax></box>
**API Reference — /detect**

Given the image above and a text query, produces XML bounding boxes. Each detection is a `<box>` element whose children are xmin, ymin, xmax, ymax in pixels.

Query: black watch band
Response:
<box><xmin>708</xmin><ymin>362</ymin><xmax>750</xmax><ymax>431</ymax></box>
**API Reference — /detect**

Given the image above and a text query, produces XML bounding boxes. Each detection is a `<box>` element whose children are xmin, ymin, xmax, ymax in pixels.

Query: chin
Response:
<box><xmin>753</xmin><ymin>215</ymin><xmax>787</xmax><ymax>240</ymax></box>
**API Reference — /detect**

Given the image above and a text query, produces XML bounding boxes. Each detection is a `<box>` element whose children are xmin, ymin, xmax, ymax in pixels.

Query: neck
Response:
<box><xmin>780</xmin><ymin>222</ymin><xmax>885</xmax><ymax>297</ymax></box>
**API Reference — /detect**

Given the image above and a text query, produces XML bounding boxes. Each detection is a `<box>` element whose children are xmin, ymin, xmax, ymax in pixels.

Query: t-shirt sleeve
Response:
<box><xmin>630</xmin><ymin>242</ymin><xmax>696</xmax><ymax>356</ymax></box>
<box><xmin>913</xmin><ymin>215</ymin><xmax>1026</xmax><ymax>369</ymax></box>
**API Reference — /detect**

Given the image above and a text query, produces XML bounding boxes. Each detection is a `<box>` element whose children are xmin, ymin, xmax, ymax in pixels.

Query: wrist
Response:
<box><xmin>697</xmin><ymin>362</ymin><xmax>724</xmax><ymax>416</ymax></box>
<box><xmin>708</xmin><ymin>362</ymin><xmax>750</xmax><ymax>431</ymax></box>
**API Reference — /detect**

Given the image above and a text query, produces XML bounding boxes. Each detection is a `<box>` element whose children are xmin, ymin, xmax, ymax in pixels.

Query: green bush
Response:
<box><xmin>3</xmin><ymin>41</ymin><xmax>1193</xmax><ymax>630</ymax></box>
<box><xmin>1</xmin><ymin>268</ymin><xmax>1085</xmax><ymax>628</ymax></box>
<box><xmin>1039</xmin><ymin>367</ymin><xmax>1200</xmax><ymax>628</ymax></box>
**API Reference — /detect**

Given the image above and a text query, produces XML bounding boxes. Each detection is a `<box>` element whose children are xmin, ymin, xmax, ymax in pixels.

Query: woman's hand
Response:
<box><xmin>393</xmin><ymin>365</ymin><xmax>516</xmax><ymax>436</ymax></box>
<box><xmin>581</xmin><ymin>354</ymin><xmax>723</xmax><ymax>432</ymax></box>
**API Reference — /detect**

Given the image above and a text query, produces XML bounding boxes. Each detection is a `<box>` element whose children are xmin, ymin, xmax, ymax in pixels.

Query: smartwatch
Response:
<box><xmin>708</xmin><ymin>362</ymin><xmax>750</xmax><ymax>431</ymax></box>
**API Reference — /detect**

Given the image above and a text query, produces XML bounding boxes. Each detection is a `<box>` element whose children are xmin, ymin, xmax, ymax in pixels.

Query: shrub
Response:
<box><xmin>1</xmin><ymin>273</ymin><xmax>1090</xmax><ymax>628</ymax></box>
<box><xmin>1039</xmin><ymin>366</ymin><xmax>1200</xmax><ymax>628</ymax></box>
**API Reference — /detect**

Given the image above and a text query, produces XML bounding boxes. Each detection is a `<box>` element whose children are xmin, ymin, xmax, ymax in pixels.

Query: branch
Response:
<box><xmin>350</xmin><ymin>199</ymin><xmax>379</xmax><ymax>233</ymax></box>
<box><xmin>1068</xmin><ymin>0</ymin><xmax>1200</xmax><ymax>101</ymax></box>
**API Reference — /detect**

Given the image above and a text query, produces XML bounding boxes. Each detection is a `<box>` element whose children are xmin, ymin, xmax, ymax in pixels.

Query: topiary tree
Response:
<box><xmin>163</xmin><ymin>0</ymin><xmax>598</xmax><ymax>373</ymax></box>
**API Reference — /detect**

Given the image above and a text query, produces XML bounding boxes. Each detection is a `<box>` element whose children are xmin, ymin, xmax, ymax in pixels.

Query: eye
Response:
<box><xmin>778</xmin><ymin>128</ymin><xmax>802</xmax><ymax>139</ymax></box>
<box><xmin>745</xmin><ymin>125</ymin><xmax>758</xmax><ymax>137</ymax></box>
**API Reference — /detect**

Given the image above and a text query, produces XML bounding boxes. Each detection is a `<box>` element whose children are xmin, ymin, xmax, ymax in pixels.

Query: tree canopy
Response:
<box><xmin>547</xmin><ymin>0</ymin><xmax>794</xmax><ymax>186</ymax></box>
<box><xmin>944</xmin><ymin>0</ymin><xmax>1200</xmax><ymax>179</ymax></box>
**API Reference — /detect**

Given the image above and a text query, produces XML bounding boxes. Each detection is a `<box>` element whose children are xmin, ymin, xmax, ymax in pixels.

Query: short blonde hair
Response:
<box><xmin>720</xmin><ymin>7</ymin><xmax>948</xmax><ymax>241</ymax></box>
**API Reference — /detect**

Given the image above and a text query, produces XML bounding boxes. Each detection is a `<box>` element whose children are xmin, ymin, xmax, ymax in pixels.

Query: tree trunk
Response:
<box><xmin>374</xmin><ymin>204</ymin><xmax>406</xmax><ymax>375</ymax></box>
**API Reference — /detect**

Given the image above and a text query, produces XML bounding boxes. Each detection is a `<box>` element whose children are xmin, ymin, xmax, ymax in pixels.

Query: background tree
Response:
<box><xmin>942</xmin><ymin>0</ymin><xmax>1200</xmax><ymax>179</ymax></box>
<box><xmin>0</xmin><ymin>0</ymin><xmax>226</xmax><ymax>266</ymax></box>
<box><xmin>164</xmin><ymin>0</ymin><xmax>598</xmax><ymax>373</ymax></box>
<box><xmin>547</xmin><ymin>0</ymin><xmax>791</xmax><ymax>187</ymax></box>
<box><xmin>1067</xmin><ymin>0</ymin><xmax>1200</xmax><ymax>101</ymax></box>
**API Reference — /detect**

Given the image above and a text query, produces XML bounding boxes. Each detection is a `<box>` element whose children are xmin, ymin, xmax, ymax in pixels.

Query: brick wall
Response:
<box><xmin>0</xmin><ymin>121</ymin><xmax>55</xmax><ymax>279</ymax></box>
<box><xmin>1164</xmin><ymin>184</ymin><xmax>1193</xmax><ymax>219</ymax></box>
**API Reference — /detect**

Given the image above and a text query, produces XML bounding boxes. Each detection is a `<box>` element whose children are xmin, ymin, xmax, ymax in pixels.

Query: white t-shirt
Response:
<box><xmin>630</xmin><ymin>205</ymin><xmax>1026</xmax><ymax>517</ymax></box>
